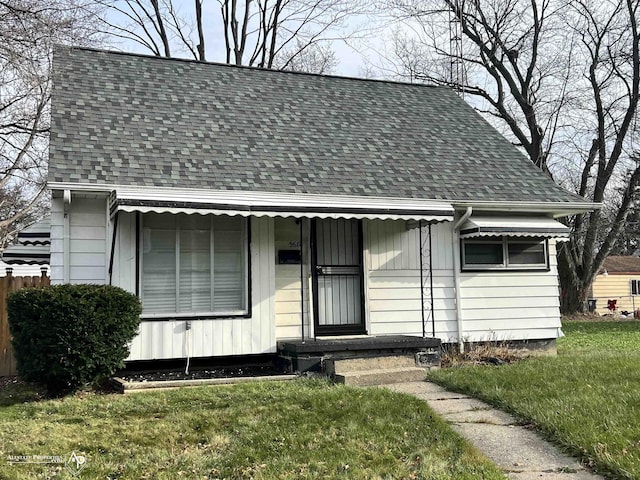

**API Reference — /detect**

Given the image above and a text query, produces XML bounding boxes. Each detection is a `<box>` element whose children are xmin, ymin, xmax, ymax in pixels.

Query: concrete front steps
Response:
<box><xmin>326</xmin><ymin>355</ymin><xmax>430</xmax><ymax>386</ymax></box>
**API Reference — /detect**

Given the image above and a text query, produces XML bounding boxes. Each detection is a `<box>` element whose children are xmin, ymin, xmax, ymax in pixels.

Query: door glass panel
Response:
<box><xmin>317</xmin><ymin>276</ymin><xmax>361</xmax><ymax>326</ymax></box>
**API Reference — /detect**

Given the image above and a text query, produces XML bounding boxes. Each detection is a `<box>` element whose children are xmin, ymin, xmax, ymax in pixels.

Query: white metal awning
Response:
<box><xmin>459</xmin><ymin>216</ymin><xmax>570</xmax><ymax>239</ymax></box>
<box><xmin>2</xmin><ymin>244</ymin><xmax>50</xmax><ymax>265</ymax></box>
<box><xmin>1</xmin><ymin>218</ymin><xmax>51</xmax><ymax>265</ymax></box>
<box><xmin>109</xmin><ymin>188</ymin><xmax>455</xmax><ymax>223</ymax></box>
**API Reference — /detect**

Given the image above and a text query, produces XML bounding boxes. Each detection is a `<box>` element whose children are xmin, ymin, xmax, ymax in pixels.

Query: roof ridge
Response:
<box><xmin>54</xmin><ymin>45</ymin><xmax>447</xmax><ymax>90</ymax></box>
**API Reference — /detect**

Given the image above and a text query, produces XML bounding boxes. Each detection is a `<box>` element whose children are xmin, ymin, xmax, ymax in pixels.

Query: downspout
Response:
<box><xmin>419</xmin><ymin>220</ymin><xmax>425</xmax><ymax>338</ymax></box>
<box><xmin>63</xmin><ymin>190</ymin><xmax>72</xmax><ymax>284</ymax></box>
<box><xmin>452</xmin><ymin>207</ymin><xmax>472</xmax><ymax>353</ymax></box>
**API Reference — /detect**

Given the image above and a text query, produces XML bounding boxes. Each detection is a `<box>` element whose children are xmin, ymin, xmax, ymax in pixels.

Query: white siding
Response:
<box><xmin>364</xmin><ymin>220</ymin><xmax>458</xmax><ymax>341</ymax></box>
<box><xmin>458</xmin><ymin>240</ymin><xmax>562</xmax><ymax>342</ymax></box>
<box><xmin>364</xmin><ymin>219</ymin><xmax>563</xmax><ymax>343</ymax></box>
<box><xmin>121</xmin><ymin>215</ymin><xmax>276</xmax><ymax>360</ymax></box>
<box><xmin>50</xmin><ymin>195</ymin><xmax>108</xmax><ymax>285</ymax></box>
<box><xmin>274</xmin><ymin>217</ymin><xmax>310</xmax><ymax>340</ymax></box>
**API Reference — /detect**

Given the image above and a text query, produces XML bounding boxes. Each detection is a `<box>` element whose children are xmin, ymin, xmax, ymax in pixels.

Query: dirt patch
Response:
<box><xmin>441</xmin><ymin>344</ymin><xmax>533</xmax><ymax>368</ymax></box>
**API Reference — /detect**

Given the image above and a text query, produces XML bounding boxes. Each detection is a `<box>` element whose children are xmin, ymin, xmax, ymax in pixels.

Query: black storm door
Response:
<box><xmin>311</xmin><ymin>218</ymin><xmax>365</xmax><ymax>335</ymax></box>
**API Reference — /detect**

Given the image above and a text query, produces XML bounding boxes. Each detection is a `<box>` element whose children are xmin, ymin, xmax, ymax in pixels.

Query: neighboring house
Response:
<box><xmin>48</xmin><ymin>47</ymin><xmax>595</xmax><ymax>362</ymax></box>
<box><xmin>591</xmin><ymin>256</ymin><xmax>640</xmax><ymax>316</ymax></box>
<box><xmin>1</xmin><ymin>218</ymin><xmax>50</xmax><ymax>277</ymax></box>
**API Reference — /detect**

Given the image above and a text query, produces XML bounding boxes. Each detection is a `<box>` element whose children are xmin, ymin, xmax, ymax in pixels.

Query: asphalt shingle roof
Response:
<box><xmin>602</xmin><ymin>256</ymin><xmax>640</xmax><ymax>274</ymax></box>
<box><xmin>49</xmin><ymin>46</ymin><xmax>586</xmax><ymax>204</ymax></box>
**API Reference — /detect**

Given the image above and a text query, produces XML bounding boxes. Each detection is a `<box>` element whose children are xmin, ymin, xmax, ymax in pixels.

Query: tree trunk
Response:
<box><xmin>557</xmin><ymin>247</ymin><xmax>589</xmax><ymax>314</ymax></box>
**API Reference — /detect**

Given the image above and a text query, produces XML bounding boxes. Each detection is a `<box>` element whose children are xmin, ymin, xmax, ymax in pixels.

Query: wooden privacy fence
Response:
<box><xmin>0</xmin><ymin>270</ymin><xmax>50</xmax><ymax>376</ymax></box>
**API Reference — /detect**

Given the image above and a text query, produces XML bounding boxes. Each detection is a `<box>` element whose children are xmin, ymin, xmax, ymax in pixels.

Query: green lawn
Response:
<box><xmin>0</xmin><ymin>379</ymin><xmax>505</xmax><ymax>479</ymax></box>
<box><xmin>429</xmin><ymin>320</ymin><xmax>640</xmax><ymax>480</ymax></box>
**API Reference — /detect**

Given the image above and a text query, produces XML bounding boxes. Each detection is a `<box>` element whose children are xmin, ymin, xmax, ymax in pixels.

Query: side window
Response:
<box><xmin>462</xmin><ymin>238</ymin><xmax>548</xmax><ymax>271</ymax></box>
<box><xmin>507</xmin><ymin>241</ymin><xmax>546</xmax><ymax>266</ymax></box>
<box><xmin>463</xmin><ymin>241</ymin><xmax>504</xmax><ymax>267</ymax></box>
<box><xmin>631</xmin><ymin>280</ymin><xmax>640</xmax><ymax>296</ymax></box>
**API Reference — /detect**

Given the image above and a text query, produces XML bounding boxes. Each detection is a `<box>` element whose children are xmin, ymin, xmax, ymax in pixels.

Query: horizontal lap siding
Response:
<box><xmin>591</xmin><ymin>274</ymin><xmax>640</xmax><ymax>315</ymax></box>
<box><xmin>124</xmin><ymin>216</ymin><xmax>275</xmax><ymax>361</ymax></box>
<box><xmin>274</xmin><ymin>218</ymin><xmax>310</xmax><ymax>340</ymax></box>
<box><xmin>50</xmin><ymin>196</ymin><xmax>108</xmax><ymax>285</ymax></box>
<box><xmin>364</xmin><ymin>220</ymin><xmax>457</xmax><ymax>342</ymax></box>
<box><xmin>459</xmin><ymin>240</ymin><xmax>562</xmax><ymax>342</ymax></box>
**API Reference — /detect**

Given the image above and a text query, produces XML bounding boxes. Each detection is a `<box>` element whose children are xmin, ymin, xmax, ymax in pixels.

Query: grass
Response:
<box><xmin>0</xmin><ymin>379</ymin><xmax>505</xmax><ymax>479</ymax></box>
<box><xmin>429</xmin><ymin>320</ymin><xmax>640</xmax><ymax>480</ymax></box>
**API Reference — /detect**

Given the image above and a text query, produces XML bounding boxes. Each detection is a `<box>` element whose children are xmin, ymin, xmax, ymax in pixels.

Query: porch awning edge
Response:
<box><xmin>110</xmin><ymin>190</ymin><xmax>455</xmax><ymax>222</ymax></box>
<box><xmin>459</xmin><ymin>216</ymin><xmax>570</xmax><ymax>239</ymax></box>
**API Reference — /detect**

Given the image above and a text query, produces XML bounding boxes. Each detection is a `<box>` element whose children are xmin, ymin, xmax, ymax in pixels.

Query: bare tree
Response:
<box><xmin>387</xmin><ymin>0</ymin><xmax>639</xmax><ymax>313</ymax></box>
<box><xmin>95</xmin><ymin>0</ymin><xmax>365</xmax><ymax>72</ymax></box>
<box><xmin>274</xmin><ymin>38</ymin><xmax>338</xmax><ymax>73</ymax></box>
<box><xmin>0</xmin><ymin>0</ymin><xmax>99</xmax><ymax>247</ymax></box>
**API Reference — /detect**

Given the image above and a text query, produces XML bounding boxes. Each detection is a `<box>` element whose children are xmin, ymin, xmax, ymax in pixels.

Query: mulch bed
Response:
<box><xmin>118</xmin><ymin>366</ymin><xmax>285</xmax><ymax>383</ymax></box>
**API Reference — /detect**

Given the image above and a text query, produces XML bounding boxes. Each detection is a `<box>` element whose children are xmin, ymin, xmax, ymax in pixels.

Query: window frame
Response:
<box><xmin>631</xmin><ymin>279</ymin><xmax>640</xmax><ymax>296</ymax></box>
<box><xmin>461</xmin><ymin>237</ymin><xmax>549</xmax><ymax>272</ymax></box>
<box><xmin>138</xmin><ymin>214</ymin><xmax>251</xmax><ymax>321</ymax></box>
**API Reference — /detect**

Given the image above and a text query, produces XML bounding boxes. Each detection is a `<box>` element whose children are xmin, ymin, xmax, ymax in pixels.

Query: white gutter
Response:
<box><xmin>63</xmin><ymin>189</ymin><xmax>72</xmax><ymax>283</ymax></box>
<box><xmin>452</xmin><ymin>206</ymin><xmax>473</xmax><ymax>353</ymax></box>
<box><xmin>48</xmin><ymin>182</ymin><xmax>598</xmax><ymax>216</ymax></box>
<box><xmin>452</xmin><ymin>200</ymin><xmax>599</xmax><ymax>216</ymax></box>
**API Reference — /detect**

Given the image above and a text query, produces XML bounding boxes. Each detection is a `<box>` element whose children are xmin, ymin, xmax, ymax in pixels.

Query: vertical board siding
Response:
<box><xmin>458</xmin><ymin>240</ymin><xmax>562</xmax><ymax>342</ymax></box>
<box><xmin>364</xmin><ymin>220</ymin><xmax>457</xmax><ymax>342</ymax></box>
<box><xmin>591</xmin><ymin>273</ymin><xmax>640</xmax><ymax>315</ymax></box>
<box><xmin>125</xmin><ymin>216</ymin><xmax>276</xmax><ymax>361</ymax></box>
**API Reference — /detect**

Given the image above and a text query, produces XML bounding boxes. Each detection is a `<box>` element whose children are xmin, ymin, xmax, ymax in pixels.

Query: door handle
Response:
<box><xmin>315</xmin><ymin>266</ymin><xmax>324</xmax><ymax>274</ymax></box>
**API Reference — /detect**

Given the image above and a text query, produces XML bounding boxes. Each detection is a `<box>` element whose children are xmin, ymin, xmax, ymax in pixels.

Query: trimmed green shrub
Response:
<box><xmin>8</xmin><ymin>284</ymin><xmax>142</xmax><ymax>395</ymax></box>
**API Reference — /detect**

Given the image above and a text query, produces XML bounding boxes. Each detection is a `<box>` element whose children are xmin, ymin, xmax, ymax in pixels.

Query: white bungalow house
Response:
<box><xmin>48</xmin><ymin>47</ymin><xmax>595</xmax><ymax>364</ymax></box>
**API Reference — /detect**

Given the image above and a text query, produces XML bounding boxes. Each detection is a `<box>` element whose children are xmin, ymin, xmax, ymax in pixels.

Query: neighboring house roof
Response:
<box><xmin>49</xmin><ymin>46</ymin><xmax>590</xmax><ymax>210</ymax></box>
<box><xmin>600</xmin><ymin>256</ymin><xmax>640</xmax><ymax>274</ymax></box>
<box><xmin>1</xmin><ymin>218</ymin><xmax>51</xmax><ymax>266</ymax></box>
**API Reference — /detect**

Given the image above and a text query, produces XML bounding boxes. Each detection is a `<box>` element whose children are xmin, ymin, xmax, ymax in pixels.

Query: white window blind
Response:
<box><xmin>141</xmin><ymin>214</ymin><xmax>247</xmax><ymax>316</ymax></box>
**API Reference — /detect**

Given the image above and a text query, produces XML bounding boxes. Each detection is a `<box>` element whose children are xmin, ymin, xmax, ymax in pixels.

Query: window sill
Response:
<box><xmin>462</xmin><ymin>266</ymin><xmax>550</xmax><ymax>273</ymax></box>
<box><xmin>140</xmin><ymin>312</ymin><xmax>250</xmax><ymax>322</ymax></box>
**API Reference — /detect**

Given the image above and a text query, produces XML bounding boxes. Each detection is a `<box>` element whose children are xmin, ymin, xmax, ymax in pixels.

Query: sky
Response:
<box><xmin>102</xmin><ymin>0</ymin><xmax>394</xmax><ymax>79</ymax></box>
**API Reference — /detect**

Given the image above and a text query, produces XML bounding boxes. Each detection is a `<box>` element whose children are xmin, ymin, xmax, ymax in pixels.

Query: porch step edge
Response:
<box><xmin>329</xmin><ymin>355</ymin><xmax>416</xmax><ymax>374</ymax></box>
<box><xmin>334</xmin><ymin>367</ymin><xmax>428</xmax><ymax>386</ymax></box>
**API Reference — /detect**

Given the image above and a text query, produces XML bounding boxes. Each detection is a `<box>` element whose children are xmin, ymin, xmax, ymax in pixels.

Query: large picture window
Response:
<box><xmin>141</xmin><ymin>213</ymin><xmax>248</xmax><ymax>317</ymax></box>
<box><xmin>462</xmin><ymin>238</ymin><xmax>548</xmax><ymax>271</ymax></box>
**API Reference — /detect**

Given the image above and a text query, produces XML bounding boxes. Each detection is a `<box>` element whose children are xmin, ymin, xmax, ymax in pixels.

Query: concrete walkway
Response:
<box><xmin>385</xmin><ymin>381</ymin><xmax>605</xmax><ymax>480</ymax></box>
